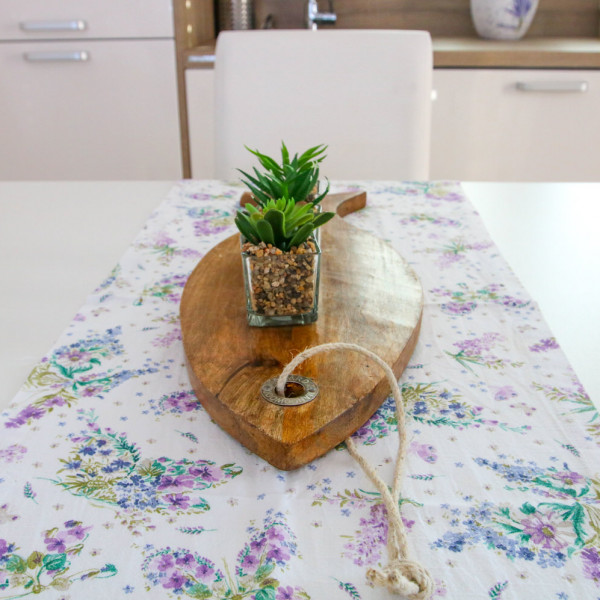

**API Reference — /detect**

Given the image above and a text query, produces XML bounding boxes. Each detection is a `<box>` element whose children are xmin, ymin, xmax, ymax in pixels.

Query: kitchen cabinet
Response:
<box><xmin>187</xmin><ymin>63</ymin><xmax>600</xmax><ymax>182</ymax></box>
<box><xmin>186</xmin><ymin>68</ymin><xmax>216</xmax><ymax>179</ymax></box>
<box><xmin>0</xmin><ymin>0</ymin><xmax>181</xmax><ymax>180</ymax></box>
<box><xmin>431</xmin><ymin>69</ymin><xmax>600</xmax><ymax>182</ymax></box>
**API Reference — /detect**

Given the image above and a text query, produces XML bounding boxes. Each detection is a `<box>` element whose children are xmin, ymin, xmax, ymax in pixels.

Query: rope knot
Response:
<box><xmin>367</xmin><ymin>558</ymin><xmax>433</xmax><ymax>599</ymax></box>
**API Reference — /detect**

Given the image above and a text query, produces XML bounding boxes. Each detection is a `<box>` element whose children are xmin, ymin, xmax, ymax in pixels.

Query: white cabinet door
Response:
<box><xmin>186</xmin><ymin>69</ymin><xmax>216</xmax><ymax>179</ymax></box>
<box><xmin>0</xmin><ymin>39</ymin><xmax>181</xmax><ymax>180</ymax></box>
<box><xmin>431</xmin><ymin>69</ymin><xmax>600</xmax><ymax>182</ymax></box>
<box><xmin>0</xmin><ymin>0</ymin><xmax>173</xmax><ymax>40</ymax></box>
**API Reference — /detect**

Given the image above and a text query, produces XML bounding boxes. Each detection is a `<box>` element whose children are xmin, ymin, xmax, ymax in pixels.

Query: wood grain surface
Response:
<box><xmin>180</xmin><ymin>191</ymin><xmax>423</xmax><ymax>470</ymax></box>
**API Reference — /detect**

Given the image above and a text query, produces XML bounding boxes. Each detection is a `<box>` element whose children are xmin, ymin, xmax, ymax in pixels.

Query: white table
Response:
<box><xmin>1</xmin><ymin>181</ymin><xmax>598</xmax><ymax>409</ymax></box>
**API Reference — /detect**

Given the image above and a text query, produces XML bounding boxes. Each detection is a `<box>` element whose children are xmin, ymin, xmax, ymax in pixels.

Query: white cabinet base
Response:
<box><xmin>431</xmin><ymin>69</ymin><xmax>600</xmax><ymax>182</ymax></box>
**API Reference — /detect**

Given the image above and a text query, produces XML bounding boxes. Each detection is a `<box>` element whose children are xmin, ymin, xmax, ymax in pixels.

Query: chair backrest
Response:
<box><xmin>214</xmin><ymin>30</ymin><xmax>432</xmax><ymax>181</ymax></box>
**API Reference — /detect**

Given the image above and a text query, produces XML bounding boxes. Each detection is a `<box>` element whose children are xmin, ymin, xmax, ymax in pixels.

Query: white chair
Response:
<box><xmin>214</xmin><ymin>30</ymin><xmax>432</xmax><ymax>181</ymax></box>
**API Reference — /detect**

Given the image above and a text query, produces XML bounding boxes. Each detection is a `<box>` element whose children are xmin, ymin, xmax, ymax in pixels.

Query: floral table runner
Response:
<box><xmin>1</xmin><ymin>181</ymin><xmax>598</xmax><ymax>599</ymax></box>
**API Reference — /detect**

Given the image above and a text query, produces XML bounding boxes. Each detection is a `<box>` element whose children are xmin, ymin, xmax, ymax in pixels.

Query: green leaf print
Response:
<box><xmin>519</xmin><ymin>502</ymin><xmax>536</xmax><ymax>515</ymax></box>
<box><xmin>186</xmin><ymin>582</ymin><xmax>213</xmax><ymax>598</ymax></box>
<box><xmin>5</xmin><ymin>555</ymin><xmax>27</xmax><ymax>574</ymax></box>
<box><xmin>255</xmin><ymin>587</ymin><xmax>276</xmax><ymax>600</ymax></box>
<box><xmin>42</xmin><ymin>553</ymin><xmax>68</xmax><ymax>572</ymax></box>
<box><xmin>255</xmin><ymin>561</ymin><xmax>275</xmax><ymax>581</ymax></box>
<box><xmin>488</xmin><ymin>580</ymin><xmax>508</xmax><ymax>598</ymax></box>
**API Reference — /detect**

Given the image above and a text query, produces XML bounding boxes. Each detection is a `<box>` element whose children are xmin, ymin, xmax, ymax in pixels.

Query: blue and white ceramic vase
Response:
<box><xmin>471</xmin><ymin>0</ymin><xmax>539</xmax><ymax>40</ymax></box>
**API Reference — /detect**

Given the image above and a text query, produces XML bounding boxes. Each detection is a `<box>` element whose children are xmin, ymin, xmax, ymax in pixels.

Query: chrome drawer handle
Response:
<box><xmin>187</xmin><ymin>54</ymin><xmax>215</xmax><ymax>65</ymax></box>
<box><xmin>516</xmin><ymin>81</ymin><xmax>588</xmax><ymax>93</ymax></box>
<box><xmin>24</xmin><ymin>51</ymin><xmax>90</xmax><ymax>62</ymax></box>
<box><xmin>20</xmin><ymin>20</ymin><xmax>87</xmax><ymax>32</ymax></box>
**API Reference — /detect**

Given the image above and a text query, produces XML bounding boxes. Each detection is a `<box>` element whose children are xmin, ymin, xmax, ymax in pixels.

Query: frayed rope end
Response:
<box><xmin>366</xmin><ymin>559</ymin><xmax>434</xmax><ymax>599</ymax></box>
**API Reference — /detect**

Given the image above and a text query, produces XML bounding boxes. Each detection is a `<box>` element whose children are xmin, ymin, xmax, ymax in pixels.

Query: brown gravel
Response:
<box><xmin>242</xmin><ymin>240</ymin><xmax>319</xmax><ymax>316</ymax></box>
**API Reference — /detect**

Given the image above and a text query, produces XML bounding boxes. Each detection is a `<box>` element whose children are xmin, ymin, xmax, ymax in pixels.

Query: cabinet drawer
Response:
<box><xmin>431</xmin><ymin>69</ymin><xmax>600</xmax><ymax>182</ymax></box>
<box><xmin>0</xmin><ymin>0</ymin><xmax>173</xmax><ymax>40</ymax></box>
<box><xmin>0</xmin><ymin>40</ymin><xmax>181</xmax><ymax>180</ymax></box>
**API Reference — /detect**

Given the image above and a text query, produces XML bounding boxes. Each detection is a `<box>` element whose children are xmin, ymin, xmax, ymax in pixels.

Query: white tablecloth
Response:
<box><xmin>1</xmin><ymin>181</ymin><xmax>599</xmax><ymax>599</ymax></box>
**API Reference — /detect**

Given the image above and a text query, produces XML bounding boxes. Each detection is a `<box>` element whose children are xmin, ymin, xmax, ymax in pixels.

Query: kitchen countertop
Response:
<box><xmin>185</xmin><ymin>36</ymin><xmax>600</xmax><ymax>69</ymax></box>
<box><xmin>433</xmin><ymin>37</ymin><xmax>600</xmax><ymax>68</ymax></box>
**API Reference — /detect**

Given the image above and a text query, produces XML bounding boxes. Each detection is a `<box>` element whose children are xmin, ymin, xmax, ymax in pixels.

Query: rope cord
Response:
<box><xmin>276</xmin><ymin>342</ymin><xmax>433</xmax><ymax>599</ymax></box>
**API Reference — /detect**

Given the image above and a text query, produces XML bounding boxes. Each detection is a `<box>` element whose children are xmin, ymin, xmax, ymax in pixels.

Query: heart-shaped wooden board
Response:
<box><xmin>180</xmin><ymin>191</ymin><xmax>423</xmax><ymax>470</ymax></box>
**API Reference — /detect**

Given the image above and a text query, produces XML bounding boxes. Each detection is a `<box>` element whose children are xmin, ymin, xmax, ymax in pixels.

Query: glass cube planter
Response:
<box><xmin>241</xmin><ymin>238</ymin><xmax>321</xmax><ymax>327</ymax></box>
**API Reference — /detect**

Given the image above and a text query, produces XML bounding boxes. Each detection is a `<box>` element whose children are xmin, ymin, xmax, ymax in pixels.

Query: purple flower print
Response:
<box><xmin>5</xmin><ymin>404</ymin><xmax>45</xmax><ymax>428</ymax></box>
<box><xmin>81</xmin><ymin>385</ymin><xmax>103</xmax><ymax>397</ymax></box>
<box><xmin>343</xmin><ymin>503</ymin><xmax>388</xmax><ymax>567</ymax></box>
<box><xmin>501</xmin><ymin>295</ymin><xmax>528</xmax><ymax>308</ymax></box>
<box><xmin>152</xmin><ymin>390</ymin><xmax>200</xmax><ymax>416</ymax></box>
<box><xmin>64</xmin><ymin>524</ymin><xmax>92</xmax><ymax>541</ymax></box>
<box><xmin>158</xmin><ymin>475</ymin><xmax>195</xmax><ymax>490</ymax></box>
<box><xmin>45</xmin><ymin>396</ymin><xmax>67</xmax><ymax>407</ymax></box>
<box><xmin>45</xmin><ymin>521</ymin><xmax>93</xmax><ymax>548</ymax></box>
<box><xmin>154</xmin><ymin>232</ymin><xmax>177</xmax><ymax>247</ymax></box>
<box><xmin>0</xmin><ymin>444</ymin><xmax>27</xmax><ymax>463</ymax></box>
<box><xmin>157</xmin><ymin>554</ymin><xmax>175</xmax><ymax>571</ymax></box>
<box><xmin>241</xmin><ymin>552</ymin><xmax>259</xmax><ymax>568</ymax></box>
<box><xmin>188</xmin><ymin>464</ymin><xmax>220</xmax><ymax>482</ymax></box>
<box><xmin>529</xmin><ymin>338</ymin><xmax>559</xmax><ymax>353</ymax></box>
<box><xmin>166</xmin><ymin>493</ymin><xmax>190</xmax><ymax>511</ymax></box>
<box><xmin>442</xmin><ymin>301</ymin><xmax>477</xmax><ymax>315</ymax></box>
<box><xmin>144</xmin><ymin>549</ymin><xmax>223</xmax><ymax>593</ymax></box>
<box><xmin>195</xmin><ymin>562</ymin><xmax>215</xmax><ymax>582</ymax></box>
<box><xmin>494</xmin><ymin>386</ymin><xmax>517</xmax><ymax>401</ymax></box>
<box><xmin>267</xmin><ymin>525</ymin><xmax>286</xmax><ymax>542</ymax></box>
<box><xmin>266</xmin><ymin>545</ymin><xmax>291</xmax><ymax>563</ymax></box>
<box><xmin>44</xmin><ymin>534</ymin><xmax>67</xmax><ymax>553</ymax></box>
<box><xmin>551</xmin><ymin>470</ymin><xmax>585</xmax><ymax>487</ymax></box>
<box><xmin>581</xmin><ymin>548</ymin><xmax>600</xmax><ymax>586</ymax></box>
<box><xmin>190</xmin><ymin>207</ymin><xmax>233</xmax><ymax>237</ymax></box>
<box><xmin>454</xmin><ymin>332</ymin><xmax>502</xmax><ymax>356</ymax></box>
<box><xmin>520</xmin><ymin>511</ymin><xmax>572</xmax><ymax>551</ymax></box>
<box><xmin>409</xmin><ymin>441</ymin><xmax>438</xmax><ymax>463</ymax></box>
<box><xmin>143</xmin><ymin>512</ymin><xmax>304</xmax><ymax>598</ymax></box>
<box><xmin>64</xmin><ymin>349</ymin><xmax>92</xmax><ymax>364</ymax></box>
<box><xmin>250</xmin><ymin>537</ymin><xmax>267</xmax><ymax>552</ymax></box>
<box><xmin>277</xmin><ymin>586</ymin><xmax>295</xmax><ymax>600</ymax></box>
<box><xmin>163</xmin><ymin>572</ymin><xmax>186</xmax><ymax>590</ymax></box>
<box><xmin>175</xmin><ymin>553</ymin><xmax>195</xmax><ymax>567</ymax></box>
<box><xmin>0</xmin><ymin>538</ymin><xmax>9</xmax><ymax>558</ymax></box>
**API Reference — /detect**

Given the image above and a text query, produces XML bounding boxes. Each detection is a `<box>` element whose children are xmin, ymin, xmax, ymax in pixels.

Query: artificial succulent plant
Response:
<box><xmin>235</xmin><ymin>143</ymin><xmax>335</xmax><ymax>252</ymax></box>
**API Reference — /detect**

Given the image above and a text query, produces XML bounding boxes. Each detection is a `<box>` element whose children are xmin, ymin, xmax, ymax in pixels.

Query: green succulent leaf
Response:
<box><xmin>289</xmin><ymin>222</ymin><xmax>314</xmax><ymax>248</ymax></box>
<box><xmin>255</xmin><ymin>219</ymin><xmax>275</xmax><ymax>246</ymax></box>
<box><xmin>312</xmin><ymin>211</ymin><xmax>335</xmax><ymax>228</ymax></box>
<box><xmin>286</xmin><ymin>213</ymin><xmax>314</xmax><ymax>236</ymax></box>
<box><xmin>263</xmin><ymin>209</ymin><xmax>285</xmax><ymax>247</ymax></box>
<box><xmin>235</xmin><ymin>212</ymin><xmax>259</xmax><ymax>244</ymax></box>
<box><xmin>297</xmin><ymin>144</ymin><xmax>327</xmax><ymax>167</ymax></box>
<box><xmin>313</xmin><ymin>177</ymin><xmax>330</xmax><ymax>205</ymax></box>
<box><xmin>280</xmin><ymin>141</ymin><xmax>290</xmax><ymax>166</ymax></box>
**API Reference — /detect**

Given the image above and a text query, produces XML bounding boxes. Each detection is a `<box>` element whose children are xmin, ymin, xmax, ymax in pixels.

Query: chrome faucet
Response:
<box><xmin>306</xmin><ymin>0</ymin><xmax>337</xmax><ymax>30</ymax></box>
